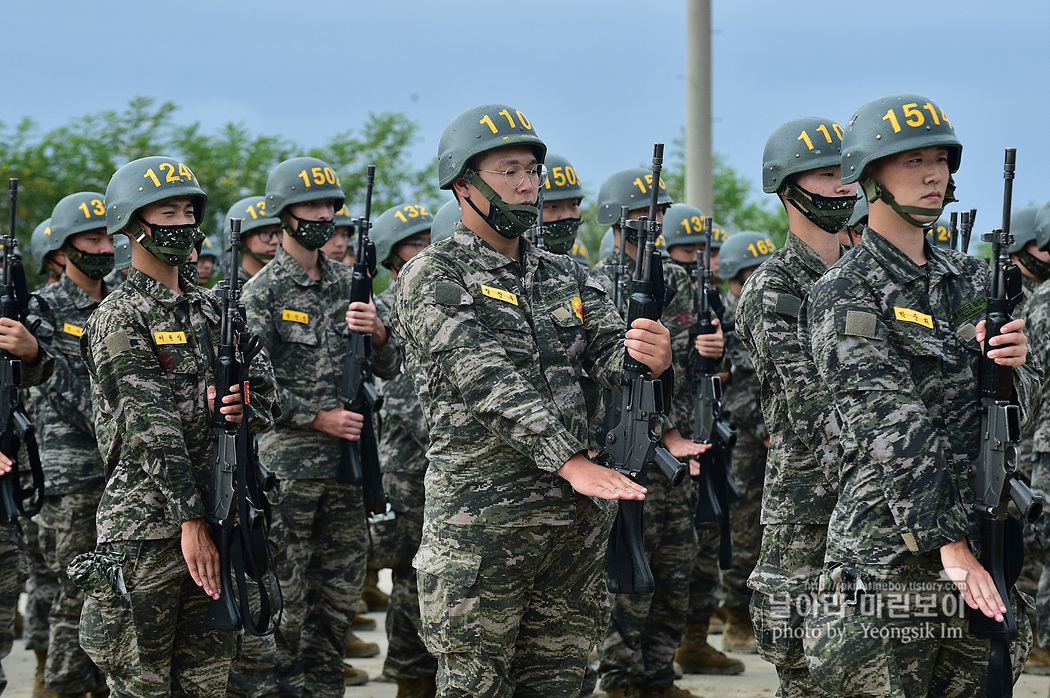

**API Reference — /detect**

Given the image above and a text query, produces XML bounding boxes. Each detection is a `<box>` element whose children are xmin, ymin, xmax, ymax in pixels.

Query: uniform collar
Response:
<box><xmin>452</xmin><ymin>221</ymin><xmax>526</xmax><ymax>273</ymax></box>
<box><xmin>860</xmin><ymin>227</ymin><xmax>964</xmax><ymax>287</ymax></box>
<box><xmin>126</xmin><ymin>267</ymin><xmax>220</xmax><ymax>323</ymax></box>
<box><xmin>784</xmin><ymin>231</ymin><xmax>838</xmax><ymax>278</ymax></box>
<box><xmin>271</xmin><ymin>245</ymin><xmax>340</xmax><ymax>288</ymax></box>
<box><xmin>55</xmin><ymin>273</ymin><xmax>103</xmax><ymax>311</ymax></box>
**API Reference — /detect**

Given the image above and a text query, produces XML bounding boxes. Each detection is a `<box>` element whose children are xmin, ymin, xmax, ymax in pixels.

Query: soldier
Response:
<box><xmin>736</xmin><ymin>115</ymin><xmax>856</xmax><ymax>697</ymax></box>
<box><xmin>102</xmin><ymin>233</ymin><xmax>131</xmax><ymax>289</ymax></box>
<box><xmin>322</xmin><ymin>203</ymin><xmax>355</xmax><ymax>265</ymax></box>
<box><xmin>30</xmin><ymin>218</ymin><xmax>62</xmax><ymax>287</ymax></box>
<box><xmin>224</xmin><ymin>196</ymin><xmax>282</xmax><ymax>281</ymax></box>
<box><xmin>593</xmin><ymin>170</ymin><xmax>718</xmax><ymax>698</ymax></box>
<box><xmin>394</xmin><ymin>103</ymin><xmax>671</xmax><ymax>697</ymax></box>
<box><xmin>367</xmin><ymin>202</ymin><xmax>437</xmax><ymax>697</ymax></box>
<box><xmin>238</xmin><ymin>156</ymin><xmax>395</xmax><ymax>695</ymax></box>
<box><xmin>803</xmin><ymin>94</ymin><xmax>1035</xmax><ymax>694</ymax></box>
<box><xmin>429</xmin><ymin>200</ymin><xmax>460</xmax><ymax>244</ymax></box>
<box><xmin>28</xmin><ymin>191</ymin><xmax>114</xmax><ymax>697</ymax></box>
<box><xmin>197</xmin><ymin>234</ymin><xmax>221</xmax><ymax>287</ymax></box>
<box><xmin>0</xmin><ymin>491</ymin><xmax>27</xmax><ymax>698</ymax></box>
<box><xmin>77</xmin><ymin>155</ymin><xmax>278</xmax><ymax>697</ymax></box>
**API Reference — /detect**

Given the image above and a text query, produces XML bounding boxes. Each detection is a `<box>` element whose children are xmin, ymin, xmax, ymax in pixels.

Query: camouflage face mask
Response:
<box><xmin>1020</xmin><ymin>249</ymin><xmax>1050</xmax><ymax>283</ymax></box>
<box><xmin>543</xmin><ymin>217</ymin><xmax>581</xmax><ymax>255</ymax></box>
<box><xmin>462</xmin><ymin>171</ymin><xmax>538</xmax><ymax>240</ymax></box>
<box><xmin>133</xmin><ymin>217</ymin><xmax>203</xmax><ymax>266</ymax></box>
<box><xmin>284</xmin><ymin>214</ymin><xmax>335</xmax><ymax>250</ymax></box>
<box><xmin>180</xmin><ymin>258</ymin><xmax>200</xmax><ymax>285</ymax></box>
<box><xmin>62</xmin><ymin>242</ymin><xmax>114</xmax><ymax>280</ymax></box>
<box><xmin>784</xmin><ymin>182</ymin><xmax>857</xmax><ymax>234</ymax></box>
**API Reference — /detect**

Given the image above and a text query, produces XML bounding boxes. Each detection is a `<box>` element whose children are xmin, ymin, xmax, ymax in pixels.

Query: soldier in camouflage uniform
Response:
<box><xmin>224</xmin><ymin>196</ymin><xmax>282</xmax><ymax>282</ymax></box>
<box><xmin>322</xmin><ymin>203</ymin><xmax>355</xmax><ymax>266</ymax></box>
<box><xmin>236</xmin><ymin>156</ymin><xmax>397</xmax><ymax>696</ymax></box>
<box><xmin>394</xmin><ymin>103</ymin><xmax>671</xmax><ymax>697</ymax></box>
<box><xmin>27</xmin><ymin>191</ymin><xmax>115</xmax><ymax>696</ymax></box>
<box><xmin>593</xmin><ymin>169</ymin><xmax>718</xmax><ymax>698</ymax></box>
<box><xmin>803</xmin><ymin>94</ymin><xmax>1036</xmax><ymax>695</ymax></box>
<box><xmin>102</xmin><ymin>233</ymin><xmax>131</xmax><ymax>289</ymax></box>
<box><xmin>31</xmin><ymin>218</ymin><xmax>62</xmax><ymax>287</ymax></box>
<box><xmin>77</xmin><ymin>155</ymin><xmax>278</xmax><ymax>697</ymax></box>
<box><xmin>737</xmin><ymin>115</ymin><xmax>856</xmax><ymax>697</ymax></box>
<box><xmin>367</xmin><ymin>202</ymin><xmax>437</xmax><ymax>697</ymax></box>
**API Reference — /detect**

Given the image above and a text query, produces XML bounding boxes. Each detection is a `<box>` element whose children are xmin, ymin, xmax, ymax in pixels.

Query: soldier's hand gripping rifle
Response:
<box><xmin>603</xmin><ymin>144</ymin><xmax>686</xmax><ymax>594</ymax></box>
<box><xmin>969</xmin><ymin>149</ymin><xmax>1043</xmax><ymax>698</ymax></box>
<box><xmin>691</xmin><ymin>216</ymin><xmax>740</xmax><ymax>569</ymax></box>
<box><xmin>337</xmin><ymin>166</ymin><xmax>386</xmax><ymax>515</ymax></box>
<box><xmin>205</xmin><ymin>218</ymin><xmax>283</xmax><ymax>635</ymax></box>
<box><xmin>0</xmin><ymin>179</ymin><xmax>44</xmax><ymax>524</ymax></box>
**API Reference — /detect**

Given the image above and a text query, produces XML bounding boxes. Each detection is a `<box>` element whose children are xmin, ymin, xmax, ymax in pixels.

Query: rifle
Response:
<box><xmin>527</xmin><ymin>185</ymin><xmax>547</xmax><ymax>250</ymax></box>
<box><xmin>602</xmin><ymin>144</ymin><xmax>686</xmax><ymax>594</ymax></box>
<box><xmin>597</xmin><ymin>206</ymin><xmax>633</xmax><ymax>447</ymax></box>
<box><xmin>969</xmin><ymin>149</ymin><xmax>1043</xmax><ymax>698</ymax></box>
<box><xmin>204</xmin><ymin>217</ymin><xmax>282</xmax><ymax>635</ymax></box>
<box><xmin>960</xmin><ymin>208</ymin><xmax>977</xmax><ymax>254</ymax></box>
<box><xmin>691</xmin><ymin>216</ymin><xmax>740</xmax><ymax>569</ymax></box>
<box><xmin>949</xmin><ymin>211</ymin><xmax>959</xmax><ymax>253</ymax></box>
<box><xmin>0</xmin><ymin>179</ymin><xmax>44</xmax><ymax>523</ymax></box>
<box><xmin>337</xmin><ymin>166</ymin><xmax>386</xmax><ymax>515</ymax></box>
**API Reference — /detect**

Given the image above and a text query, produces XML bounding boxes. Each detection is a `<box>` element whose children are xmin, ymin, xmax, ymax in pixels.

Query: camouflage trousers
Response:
<box><xmin>598</xmin><ymin>472</ymin><xmax>697</xmax><ymax>691</ymax></box>
<box><xmin>370</xmin><ymin>469</ymin><xmax>436</xmax><ymax>680</ymax></box>
<box><xmin>23</xmin><ymin>518</ymin><xmax>57</xmax><ymax>653</ymax></box>
<box><xmin>687</xmin><ymin>521</ymin><xmax>722</xmax><ymax>620</ymax></box>
<box><xmin>1026</xmin><ymin>451</ymin><xmax>1050</xmax><ymax>645</ymax></box>
<box><xmin>0</xmin><ymin>522</ymin><xmax>28</xmax><ymax>696</ymax></box>
<box><xmin>722</xmin><ymin>430</ymin><xmax>766</xmax><ymax>609</ymax></box>
<box><xmin>416</xmin><ymin>494</ymin><xmax>615</xmax><ymax>697</ymax></box>
<box><xmin>80</xmin><ymin>538</ymin><xmax>236</xmax><ymax>697</ymax></box>
<box><xmin>37</xmin><ymin>488</ymin><xmax>106</xmax><ymax>693</ymax></box>
<box><xmin>231</xmin><ymin>478</ymin><xmax>367</xmax><ymax>698</ymax></box>
<box><xmin>802</xmin><ymin>554</ymin><xmax>1032</xmax><ymax>697</ymax></box>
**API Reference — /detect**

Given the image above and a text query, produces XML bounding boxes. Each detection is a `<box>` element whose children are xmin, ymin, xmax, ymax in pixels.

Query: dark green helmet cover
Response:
<box><xmin>430</xmin><ymin>200</ymin><xmax>462</xmax><ymax>244</ymax></box>
<box><xmin>372</xmin><ymin>203</ymin><xmax>433</xmax><ymax>269</ymax></box>
<box><xmin>718</xmin><ymin>231</ymin><xmax>776</xmax><ymax>281</ymax></box>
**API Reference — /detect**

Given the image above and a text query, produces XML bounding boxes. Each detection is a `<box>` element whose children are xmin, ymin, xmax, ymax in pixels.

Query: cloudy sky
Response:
<box><xmin>5</xmin><ymin>0</ymin><xmax>1049</xmax><ymax>226</ymax></box>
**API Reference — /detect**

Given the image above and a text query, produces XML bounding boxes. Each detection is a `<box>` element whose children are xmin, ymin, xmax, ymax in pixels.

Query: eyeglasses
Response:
<box><xmin>474</xmin><ymin>163</ymin><xmax>548</xmax><ymax>189</ymax></box>
<box><xmin>398</xmin><ymin>236</ymin><xmax>430</xmax><ymax>248</ymax></box>
<box><xmin>251</xmin><ymin>227</ymin><xmax>284</xmax><ymax>243</ymax></box>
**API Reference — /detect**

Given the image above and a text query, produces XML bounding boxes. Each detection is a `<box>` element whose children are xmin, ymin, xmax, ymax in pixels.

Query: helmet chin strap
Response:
<box><xmin>782</xmin><ymin>182</ymin><xmax>856</xmax><ymax>235</ymax></box>
<box><xmin>861</xmin><ymin>174</ymin><xmax>957</xmax><ymax>229</ymax></box>
<box><xmin>461</xmin><ymin>170</ymin><xmax>537</xmax><ymax>240</ymax></box>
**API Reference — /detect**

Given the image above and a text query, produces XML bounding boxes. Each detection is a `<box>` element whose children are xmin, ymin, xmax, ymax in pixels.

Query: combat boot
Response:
<box><xmin>394</xmin><ymin>676</ymin><xmax>437</xmax><ymax>698</ymax></box>
<box><xmin>343</xmin><ymin>661</ymin><xmax>370</xmax><ymax>686</ymax></box>
<box><xmin>362</xmin><ymin>567</ymin><xmax>390</xmax><ymax>610</ymax></box>
<box><xmin>675</xmin><ymin>619</ymin><xmax>744</xmax><ymax>675</ymax></box>
<box><xmin>14</xmin><ymin>609</ymin><xmax>23</xmax><ymax>638</ymax></box>
<box><xmin>346</xmin><ymin>628</ymin><xmax>380</xmax><ymax>658</ymax></box>
<box><xmin>352</xmin><ymin>611</ymin><xmax>377</xmax><ymax>631</ymax></box>
<box><xmin>657</xmin><ymin>684</ymin><xmax>704</xmax><ymax>697</ymax></box>
<box><xmin>721</xmin><ymin>606</ymin><xmax>758</xmax><ymax>654</ymax></box>
<box><xmin>1025</xmin><ymin>636</ymin><xmax>1050</xmax><ymax>675</ymax></box>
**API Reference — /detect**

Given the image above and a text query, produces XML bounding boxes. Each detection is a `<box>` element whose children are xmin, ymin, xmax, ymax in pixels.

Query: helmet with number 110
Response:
<box><xmin>718</xmin><ymin>231</ymin><xmax>776</xmax><ymax>281</ymax></box>
<box><xmin>763</xmin><ymin>116</ymin><xmax>854</xmax><ymax>233</ymax></box>
<box><xmin>841</xmin><ymin>94</ymin><xmax>962</xmax><ymax>227</ymax></box>
<box><xmin>372</xmin><ymin>203</ymin><xmax>434</xmax><ymax>271</ymax></box>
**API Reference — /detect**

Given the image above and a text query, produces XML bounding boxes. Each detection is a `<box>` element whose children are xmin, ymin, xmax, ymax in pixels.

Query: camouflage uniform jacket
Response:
<box><xmin>241</xmin><ymin>246</ymin><xmax>399</xmax><ymax>480</ymax></box>
<box><xmin>375</xmin><ymin>284</ymin><xmax>428</xmax><ymax>474</ymax></box>
<box><xmin>393</xmin><ymin>223</ymin><xmax>626</xmax><ymax>527</ymax></box>
<box><xmin>722</xmin><ymin>291</ymin><xmax>766</xmax><ymax>443</ymax></box>
<box><xmin>807</xmin><ymin>229</ymin><xmax>1040</xmax><ymax>567</ymax></box>
<box><xmin>81</xmin><ymin>268</ymin><xmax>279</xmax><ymax>543</ymax></box>
<box><xmin>102</xmin><ymin>268</ymin><xmax>125</xmax><ymax>290</ymax></box>
<box><xmin>28</xmin><ymin>274</ymin><xmax>108</xmax><ymax>495</ymax></box>
<box><xmin>1025</xmin><ymin>279</ymin><xmax>1050</xmax><ymax>454</ymax></box>
<box><xmin>737</xmin><ymin>232</ymin><xmax>841</xmax><ymax>528</ymax></box>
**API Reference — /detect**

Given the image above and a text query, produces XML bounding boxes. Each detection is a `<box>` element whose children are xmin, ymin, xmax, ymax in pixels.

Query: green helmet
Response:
<box><xmin>569</xmin><ymin>241</ymin><xmax>590</xmax><ymax>266</ymax></box>
<box><xmin>661</xmin><ymin>204</ymin><xmax>707</xmax><ymax>249</ymax></box>
<box><xmin>847</xmin><ymin>194</ymin><xmax>868</xmax><ymax>229</ymax></box>
<box><xmin>50</xmin><ymin>192</ymin><xmax>108</xmax><ymax>249</ymax></box>
<box><xmin>437</xmin><ymin>104</ymin><xmax>546</xmax><ymax>190</ymax></box>
<box><xmin>105</xmin><ymin>156</ymin><xmax>207</xmax><ymax>236</ymax></box>
<box><xmin>265</xmin><ymin>156</ymin><xmax>346</xmax><ymax>218</ymax></box>
<box><xmin>1036</xmin><ymin>200</ymin><xmax>1050</xmax><ymax>251</ymax></box>
<box><xmin>924</xmin><ymin>217</ymin><xmax>952</xmax><ymax>248</ymax></box>
<box><xmin>709</xmin><ymin>220</ymin><xmax>727</xmax><ymax>249</ymax></box>
<box><xmin>763</xmin><ymin>116</ymin><xmax>846</xmax><ymax>193</ymax></box>
<box><xmin>1007</xmin><ymin>207</ymin><xmax>1040</xmax><ymax>254</ymax></box>
<box><xmin>596</xmin><ymin>168</ymin><xmax>673</xmax><ymax>226</ymax></box>
<box><xmin>224</xmin><ymin>196</ymin><xmax>280</xmax><ymax>244</ymax></box>
<box><xmin>430</xmin><ymin>200</ymin><xmax>462</xmax><ymax>244</ymax></box>
<box><xmin>542</xmin><ymin>153</ymin><xmax>584</xmax><ymax>202</ymax></box>
<box><xmin>842</xmin><ymin>94</ymin><xmax>961</xmax><ymax>227</ymax></box>
<box><xmin>372</xmin><ymin>203</ymin><xmax>433</xmax><ymax>269</ymax></box>
<box><xmin>334</xmin><ymin>203</ymin><xmax>355</xmax><ymax>228</ymax></box>
<box><xmin>30</xmin><ymin>218</ymin><xmax>54</xmax><ymax>274</ymax></box>
<box><xmin>718</xmin><ymin>231</ymin><xmax>776</xmax><ymax>281</ymax></box>
<box><xmin>114</xmin><ymin>233</ymin><xmax>131</xmax><ymax>271</ymax></box>
<box><xmin>599</xmin><ymin>228</ymin><xmax>615</xmax><ymax>259</ymax></box>
<box><xmin>199</xmin><ymin>234</ymin><xmax>221</xmax><ymax>260</ymax></box>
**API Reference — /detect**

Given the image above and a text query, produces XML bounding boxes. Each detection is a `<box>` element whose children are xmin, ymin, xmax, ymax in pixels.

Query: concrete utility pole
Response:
<box><xmin>686</xmin><ymin>0</ymin><xmax>713</xmax><ymax>214</ymax></box>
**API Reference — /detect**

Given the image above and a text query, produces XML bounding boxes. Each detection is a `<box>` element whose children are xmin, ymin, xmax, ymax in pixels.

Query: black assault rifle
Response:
<box><xmin>527</xmin><ymin>185</ymin><xmax>547</xmax><ymax>250</ymax></box>
<box><xmin>969</xmin><ymin>148</ymin><xmax>1042</xmax><ymax>698</ymax></box>
<box><xmin>0</xmin><ymin>178</ymin><xmax>44</xmax><ymax>523</ymax></box>
<box><xmin>205</xmin><ymin>218</ymin><xmax>283</xmax><ymax>635</ymax></box>
<box><xmin>337</xmin><ymin>166</ymin><xmax>386</xmax><ymax>515</ymax></box>
<box><xmin>597</xmin><ymin>206</ymin><xmax>633</xmax><ymax>447</ymax></box>
<box><xmin>602</xmin><ymin>144</ymin><xmax>686</xmax><ymax>594</ymax></box>
<box><xmin>691</xmin><ymin>217</ymin><xmax>739</xmax><ymax>569</ymax></box>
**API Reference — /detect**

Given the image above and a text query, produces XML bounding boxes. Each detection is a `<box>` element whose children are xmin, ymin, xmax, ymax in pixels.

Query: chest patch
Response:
<box><xmin>481</xmin><ymin>284</ymin><xmax>518</xmax><ymax>306</ymax></box>
<box><xmin>154</xmin><ymin>331</ymin><xmax>187</xmax><ymax>345</ymax></box>
<box><xmin>63</xmin><ymin>322</ymin><xmax>84</xmax><ymax>337</ymax></box>
<box><xmin>282</xmin><ymin>309</ymin><xmax>309</xmax><ymax>324</ymax></box>
<box><xmin>893</xmin><ymin>307</ymin><xmax>933</xmax><ymax>329</ymax></box>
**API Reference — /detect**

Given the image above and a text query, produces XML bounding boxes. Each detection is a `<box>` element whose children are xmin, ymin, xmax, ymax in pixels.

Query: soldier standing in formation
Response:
<box><xmin>223</xmin><ymin>196</ymin><xmax>282</xmax><ymax>282</ymax></box>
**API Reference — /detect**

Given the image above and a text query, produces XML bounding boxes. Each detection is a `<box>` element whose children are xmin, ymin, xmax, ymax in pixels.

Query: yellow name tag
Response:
<box><xmin>481</xmin><ymin>284</ymin><xmax>518</xmax><ymax>305</ymax></box>
<box><xmin>63</xmin><ymin>323</ymin><xmax>84</xmax><ymax>337</ymax></box>
<box><xmin>154</xmin><ymin>331</ymin><xmax>187</xmax><ymax>345</ymax></box>
<box><xmin>282</xmin><ymin>309</ymin><xmax>309</xmax><ymax>324</ymax></box>
<box><xmin>894</xmin><ymin>307</ymin><xmax>933</xmax><ymax>329</ymax></box>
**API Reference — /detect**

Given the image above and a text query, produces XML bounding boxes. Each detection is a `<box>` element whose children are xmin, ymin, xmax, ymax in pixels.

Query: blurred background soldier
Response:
<box><xmin>223</xmin><ymin>196</ymin><xmax>281</xmax><ymax>282</ymax></box>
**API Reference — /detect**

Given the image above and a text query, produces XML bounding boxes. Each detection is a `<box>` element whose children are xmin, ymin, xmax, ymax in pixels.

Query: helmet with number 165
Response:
<box><xmin>105</xmin><ymin>156</ymin><xmax>207</xmax><ymax>236</ymax></box>
<box><xmin>372</xmin><ymin>203</ymin><xmax>434</xmax><ymax>269</ymax></box>
<box><xmin>438</xmin><ymin>104</ymin><xmax>547</xmax><ymax>190</ymax></box>
<box><xmin>718</xmin><ymin>231</ymin><xmax>776</xmax><ymax>281</ymax></box>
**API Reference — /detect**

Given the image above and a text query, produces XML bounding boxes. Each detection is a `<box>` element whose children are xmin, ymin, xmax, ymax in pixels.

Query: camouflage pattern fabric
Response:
<box><xmin>1025</xmin><ymin>278</ymin><xmax>1050</xmax><ymax>459</ymax></box>
<box><xmin>804</xmin><ymin>228</ymin><xmax>1038</xmax><ymax>688</ymax></box>
<box><xmin>239</xmin><ymin>246</ymin><xmax>385</xmax><ymax>697</ymax></box>
<box><xmin>78</xmin><ymin>539</ymin><xmax>237</xmax><ymax>697</ymax></box>
<box><xmin>736</xmin><ymin>232</ymin><xmax>842</xmax><ymax>677</ymax></box>
<box><xmin>1033</xmin><ymin>453</ymin><xmax>1050</xmax><ymax>646</ymax></box>
<box><xmin>393</xmin><ymin>223</ymin><xmax>626</xmax><ymax>694</ymax></box>
<box><xmin>373</xmin><ymin>284</ymin><xmax>436</xmax><ymax>680</ymax></box>
<box><xmin>0</xmin><ymin>522</ymin><xmax>28</xmax><ymax>696</ymax></box>
<box><xmin>103</xmin><ymin>267</ymin><xmax>126</xmax><ymax>289</ymax></box>
<box><xmin>597</xmin><ymin>255</ymin><xmax>698</xmax><ymax>690</ymax></box>
<box><xmin>687</xmin><ymin>523</ymin><xmax>722</xmax><ymax>620</ymax></box>
<box><xmin>1014</xmin><ymin>274</ymin><xmax>1042</xmax><ymax>478</ymax></box>
<box><xmin>22</xmin><ymin>517</ymin><xmax>57</xmax><ymax>654</ymax></box>
<box><xmin>37</xmin><ymin>489</ymin><xmax>106</xmax><ymax>693</ymax></box>
<box><xmin>720</xmin><ymin>291</ymin><xmax>767</xmax><ymax>610</ymax></box>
